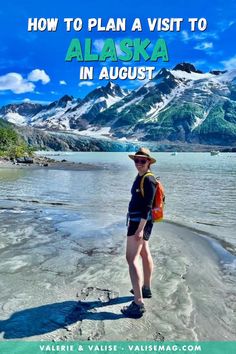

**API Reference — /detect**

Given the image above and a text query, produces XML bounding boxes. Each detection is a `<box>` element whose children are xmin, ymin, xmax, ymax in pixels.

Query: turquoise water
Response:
<box><xmin>0</xmin><ymin>152</ymin><xmax>236</xmax><ymax>251</ymax></box>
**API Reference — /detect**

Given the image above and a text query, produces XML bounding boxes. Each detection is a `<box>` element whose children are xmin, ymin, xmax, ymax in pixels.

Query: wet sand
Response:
<box><xmin>0</xmin><ymin>208</ymin><xmax>235</xmax><ymax>341</ymax></box>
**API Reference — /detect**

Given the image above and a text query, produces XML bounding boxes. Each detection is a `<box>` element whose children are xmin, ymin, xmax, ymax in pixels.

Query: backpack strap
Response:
<box><xmin>140</xmin><ymin>172</ymin><xmax>155</xmax><ymax>197</ymax></box>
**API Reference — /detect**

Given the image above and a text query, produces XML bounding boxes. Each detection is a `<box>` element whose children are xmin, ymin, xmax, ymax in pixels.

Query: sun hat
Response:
<box><xmin>128</xmin><ymin>147</ymin><xmax>156</xmax><ymax>164</ymax></box>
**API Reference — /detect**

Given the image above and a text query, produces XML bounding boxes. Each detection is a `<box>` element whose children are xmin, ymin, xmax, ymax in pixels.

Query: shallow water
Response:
<box><xmin>1</xmin><ymin>152</ymin><xmax>236</xmax><ymax>248</ymax></box>
<box><xmin>17</xmin><ymin>152</ymin><xmax>236</xmax><ymax>245</ymax></box>
<box><xmin>1</xmin><ymin>152</ymin><xmax>236</xmax><ymax>269</ymax></box>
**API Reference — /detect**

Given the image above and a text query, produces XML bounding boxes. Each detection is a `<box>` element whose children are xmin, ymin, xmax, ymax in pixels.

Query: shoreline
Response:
<box><xmin>165</xmin><ymin>219</ymin><xmax>236</xmax><ymax>258</ymax></box>
<box><xmin>0</xmin><ymin>156</ymin><xmax>103</xmax><ymax>171</ymax></box>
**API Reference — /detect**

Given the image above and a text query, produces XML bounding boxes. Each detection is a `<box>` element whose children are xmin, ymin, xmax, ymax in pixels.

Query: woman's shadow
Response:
<box><xmin>0</xmin><ymin>296</ymin><xmax>132</xmax><ymax>339</ymax></box>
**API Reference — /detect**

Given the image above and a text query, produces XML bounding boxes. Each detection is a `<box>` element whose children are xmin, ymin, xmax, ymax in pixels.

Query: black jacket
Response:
<box><xmin>128</xmin><ymin>173</ymin><xmax>156</xmax><ymax>220</ymax></box>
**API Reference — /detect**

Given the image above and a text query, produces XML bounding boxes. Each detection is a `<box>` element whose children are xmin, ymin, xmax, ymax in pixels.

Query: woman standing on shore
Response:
<box><xmin>121</xmin><ymin>147</ymin><xmax>157</xmax><ymax>318</ymax></box>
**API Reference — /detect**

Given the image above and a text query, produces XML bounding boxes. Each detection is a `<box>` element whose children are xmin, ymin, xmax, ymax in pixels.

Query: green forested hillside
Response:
<box><xmin>0</xmin><ymin>119</ymin><xmax>33</xmax><ymax>158</ymax></box>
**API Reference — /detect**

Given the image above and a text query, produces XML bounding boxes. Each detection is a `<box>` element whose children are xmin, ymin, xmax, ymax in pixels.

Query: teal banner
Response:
<box><xmin>0</xmin><ymin>342</ymin><xmax>236</xmax><ymax>354</ymax></box>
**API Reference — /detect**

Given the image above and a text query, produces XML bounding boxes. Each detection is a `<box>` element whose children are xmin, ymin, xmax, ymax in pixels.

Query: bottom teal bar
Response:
<box><xmin>0</xmin><ymin>341</ymin><xmax>235</xmax><ymax>354</ymax></box>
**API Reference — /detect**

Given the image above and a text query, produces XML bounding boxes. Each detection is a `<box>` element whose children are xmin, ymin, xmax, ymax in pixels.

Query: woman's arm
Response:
<box><xmin>134</xmin><ymin>218</ymin><xmax>148</xmax><ymax>240</ymax></box>
<box><xmin>140</xmin><ymin>175</ymin><xmax>156</xmax><ymax>219</ymax></box>
<box><xmin>135</xmin><ymin>176</ymin><xmax>156</xmax><ymax>240</ymax></box>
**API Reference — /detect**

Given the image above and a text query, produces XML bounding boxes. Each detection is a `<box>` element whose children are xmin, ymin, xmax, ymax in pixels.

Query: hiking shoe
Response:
<box><xmin>121</xmin><ymin>301</ymin><xmax>146</xmax><ymax>318</ymax></box>
<box><xmin>130</xmin><ymin>286</ymin><xmax>152</xmax><ymax>298</ymax></box>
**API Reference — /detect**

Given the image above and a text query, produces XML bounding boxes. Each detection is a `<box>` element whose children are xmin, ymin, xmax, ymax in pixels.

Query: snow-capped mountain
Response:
<box><xmin>30</xmin><ymin>95</ymin><xmax>79</xmax><ymax>130</ymax></box>
<box><xmin>0</xmin><ymin>82</ymin><xmax>129</xmax><ymax>133</ymax></box>
<box><xmin>93</xmin><ymin>63</ymin><xmax>236</xmax><ymax>144</ymax></box>
<box><xmin>0</xmin><ymin>65</ymin><xmax>236</xmax><ymax>146</ymax></box>
<box><xmin>0</xmin><ymin>102</ymin><xmax>43</xmax><ymax>125</ymax></box>
<box><xmin>57</xmin><ymin>81</ymin><xmax>129</xmax><ymax>132</ymax></box>
<box><xmin>29</xmin><ymin>81</ymin><xmax>128</xmax><ymax>131</ymax></box>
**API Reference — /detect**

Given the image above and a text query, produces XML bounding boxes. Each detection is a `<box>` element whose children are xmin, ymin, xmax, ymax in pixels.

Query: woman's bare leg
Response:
<box><xmin>140</xmin><ymin>240</ymin><xmax>154</xmax><ymax>288</ymax></box>
<box><xmin>126</xmin><ymin>235</ymin><xmax>144</xmax><ymax>304</ymax></box>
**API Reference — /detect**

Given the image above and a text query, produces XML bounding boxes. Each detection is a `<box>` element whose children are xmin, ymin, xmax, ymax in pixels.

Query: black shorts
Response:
<box><xmin>127</xmin><ymin>220</ymin><xmax>153</xmax><ymax>241</ymax></box>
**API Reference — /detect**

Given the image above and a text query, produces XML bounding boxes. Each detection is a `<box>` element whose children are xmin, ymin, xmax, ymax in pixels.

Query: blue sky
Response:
<box><xmin>0</xmin><ymin>0</ymin><xmax>235</xmax><ymax>106</ymax></box>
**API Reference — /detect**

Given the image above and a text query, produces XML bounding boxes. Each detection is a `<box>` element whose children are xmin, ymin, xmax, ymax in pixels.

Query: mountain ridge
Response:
<box><xmin>0</xmin><ymin>64</ymin><xmax>236</xmax><ymax>147</ymax></box>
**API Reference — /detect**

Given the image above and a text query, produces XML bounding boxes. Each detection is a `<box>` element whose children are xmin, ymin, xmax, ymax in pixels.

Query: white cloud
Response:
<box><xmin>94</xmin><ymin>38</ymin><xmax>122</xmax><ymax>56</ymax></box>
<box><xmin>181</xmin><ymin>30</ymin><xmax>190</xmax><ymax>42</ymax></box>
<box><xmin>59</xmin><ymin>80</ymin><xmax>67</xmax><ymax>85</ymax></box>
<box><xmin>192</xmin><ymin>32</ymin><xmax>218</xmax><ymax>41</ymax></box>
<box><xmin>115</xmin><ymin>43</ymin><xmax>123</xmax><ymax>56</ymax></box>
<box><xmin>23</xmin><ymin>98</ymin><xmax>31</xmax><ymax>103</ymax></box>
<box><xmin>34</xmin><ymin>100</ymin><xmax>51</xmax><ymax>105</ymax></box>
<box><xmin>28</xmin><ymin>69</ymin><xmax>50</xmax><ymax>84</ymax></box>
<box><xmin>194</xmin><ymin>42</ymin><xmax>213</xmax><ymax>51</ymax></box>
<box><xmin>24</xmin><ymin>99</ymin><xmax>51</xmax><ymax>105</ymax></box>
<box><xmin>180</xmin><ymin>31</ymin><xmax>218</xmax><ymax>44</ymax></box>
<box><xmin>0</xmin><ymin>68</ymin><xmax>51</xmax><ymax>94</ymax></box>
<box><xmin>217</xmin><ymin>20</ymin><xmax>235</xmax><ymax>32</ymax></box>
<box><xmin>0</xmin><ymin>73</ymin><xmax>35</xmax><ymax>94</ymax></box>
<box><xmin>78</xmin><ymin>81</ymin><xmax>95</xmax><ymax>87</ymax></box>
<box><xmin>221</xmin><ymin>55</ymin><xmax>236</xmax><ymax>70</ymax></box>
<box><xmin>94</xmin><ymin>39</ymin><xmax>104</xmax><ymax>52</ymax></box>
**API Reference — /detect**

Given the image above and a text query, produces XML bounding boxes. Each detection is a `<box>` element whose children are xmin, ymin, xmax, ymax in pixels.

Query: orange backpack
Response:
<box><xmin>140</xmin><ymin>172</ymin><xmax>165</xmax><ymax>222</ymax></box>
